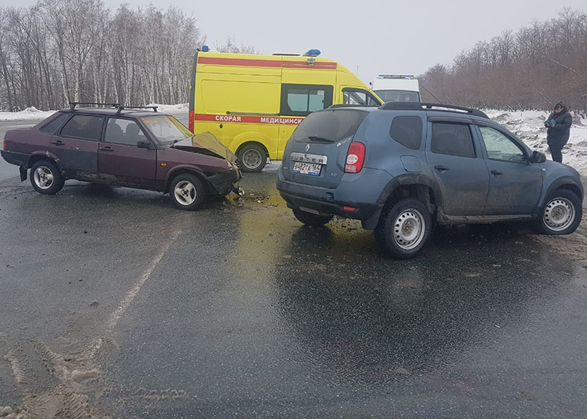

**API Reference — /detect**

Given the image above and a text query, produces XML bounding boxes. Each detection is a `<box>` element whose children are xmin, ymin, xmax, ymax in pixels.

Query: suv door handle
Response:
<box><xmin>491</xmin><ymin>170</ymin><xmax>502</xmax><ymax>176</ymax></box>
<box><xmin>434</xmin><ymin>165</ymin><xmax>449</xmax><ymax>172</ymax></box>
<box><xmin>51</xmin><ymin>140</ymin><xmax>65</xmax><ymax>146</ymax></box>
<box><xmin>99</xmin><ymin>146</ymin><xmax>114</xmax><ymax>152</ymax></box>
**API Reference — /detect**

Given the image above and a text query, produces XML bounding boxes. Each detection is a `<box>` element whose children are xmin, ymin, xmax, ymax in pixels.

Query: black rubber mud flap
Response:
<box><xmin>19</xmin><ymin>166</ymin><xmax>27</xmax><ymax>181</ymax></box>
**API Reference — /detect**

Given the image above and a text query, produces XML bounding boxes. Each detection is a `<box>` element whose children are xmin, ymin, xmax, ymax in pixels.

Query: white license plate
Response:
<box><xmin>293</xmin><ymin>162</ymin><xmax>322</xmax><ymax>176</ymax></box>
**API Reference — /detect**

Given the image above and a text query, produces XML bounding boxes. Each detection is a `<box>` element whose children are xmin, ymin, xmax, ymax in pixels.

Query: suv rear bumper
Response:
<box><xmin>279</xmin><ymin>188</ymin><xmax>381</xmax><ymax>221</ymax></box>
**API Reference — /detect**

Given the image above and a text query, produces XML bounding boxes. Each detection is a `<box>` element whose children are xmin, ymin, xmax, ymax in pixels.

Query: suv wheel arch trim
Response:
<box><xmin>539</xmin><ymin>177</ymin><xmax>583</xmax><ymax>214</ymax></box>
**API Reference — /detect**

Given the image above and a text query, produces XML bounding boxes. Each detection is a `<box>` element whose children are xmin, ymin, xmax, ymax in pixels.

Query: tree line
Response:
<box><xmin>420</xmin><ymin>9</ymin><xmax>587</xmax><ymax>114</ymax></box>
<box><xmin>0</xmin><ymin>0</ymin><xmax>253</xmax><ymax>112</ymax></box>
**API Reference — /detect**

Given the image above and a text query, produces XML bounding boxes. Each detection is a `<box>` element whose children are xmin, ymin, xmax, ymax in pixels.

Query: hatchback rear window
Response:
<box><xmin>291</xmin><ymin>110</ymin><xmax>368</xmax><ymax>142</ymax></box>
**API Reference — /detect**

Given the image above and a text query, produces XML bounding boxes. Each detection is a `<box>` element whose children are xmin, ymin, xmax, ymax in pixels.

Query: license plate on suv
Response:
<box><xmin>293</xmin><ymin>162</ymin><xmax>322</xmax><ymax>176</ymax></box>
<box><xmin>290</xmin><ymin>152</ymin><xmax>327</xmax><ymax>176</ymax></box>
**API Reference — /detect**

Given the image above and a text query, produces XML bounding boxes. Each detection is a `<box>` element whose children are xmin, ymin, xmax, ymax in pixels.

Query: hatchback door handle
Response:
<box><xmin>434</xmin><ymin>165</ymin><xmax>449</xmax><ymax>171</ymax></box>
<box><xmin>51</xmin><ymin>140</ymin><xmax>65</xmax><ymax>146</ymax></box>
<box><xmin>491</xmin><ymin>170</ymin><xmax>502</xmax><ymax>175</ymax></box>
<box><xmin>100</xmin><ymin>146</ymin><xmax>114</xmax><ymax>152</ymax></box>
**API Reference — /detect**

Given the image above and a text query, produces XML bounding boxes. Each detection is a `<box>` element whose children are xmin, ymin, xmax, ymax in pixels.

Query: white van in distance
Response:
<box><xmin>370</xmin><ymin>75</ymin><xmax>421</xmax><ymax>103</ymax></box>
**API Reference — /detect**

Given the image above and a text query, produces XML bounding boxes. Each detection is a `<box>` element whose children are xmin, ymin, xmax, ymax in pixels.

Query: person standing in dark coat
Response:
<box><xmin>544</xmin><ymin>102</ymin><xmax>572</xmax><ymax>163</ymax></box>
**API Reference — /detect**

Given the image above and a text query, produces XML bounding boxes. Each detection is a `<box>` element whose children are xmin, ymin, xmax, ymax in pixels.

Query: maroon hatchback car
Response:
<box><xmin>1</xmin><ymin>103</ymin><xmax>242</xmax><ymax>210</ymax></box>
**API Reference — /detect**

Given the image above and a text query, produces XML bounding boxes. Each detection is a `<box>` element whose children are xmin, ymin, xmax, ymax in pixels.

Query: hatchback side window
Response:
<box><xmin>479</xmin><ymin>126</ymin><xmax>526</xmax><ymax>163</ymax></box>
<box><xmin>105</xmin><ymin>118</ymin><xmax>146</xmax><ymax>146</ymax></box>
<box><xmin>431</xmin><ymin>123</ymin><xmax>476</xmax><ymax>158</ymax></box>
<box><xmin>390</xmin><ymin>116</ymin><xmax>423</xmax><ymax>150</ymax></box>
<box><xmin>60</xmin><ymin>115</ymin><xmax>104</xmax><ymax>141</ymax></box>
<box><xmin>40</xmin><ymin>113</ymin><xmax>70</xmax><ymax>134</ymax></box>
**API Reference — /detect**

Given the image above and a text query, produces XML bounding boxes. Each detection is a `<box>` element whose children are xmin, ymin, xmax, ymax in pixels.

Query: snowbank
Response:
<box><xmin>145</xmin><ymin>103</ymin><xmax>188</xmax><ymax>114</ymax></box>
<box><xmin>486</xmin><ymin>109</ymin><xmax>587</xmax><ymax>176</ymax></box>
<box><xmin>0</xmin><ymin>104</ymin><xmax>188</xmax><ymax>122</ymax></box>
<box><xmin>0</xmin><ymin>107</ymin><xmax>56</xmax><ymax>121</ymax></box>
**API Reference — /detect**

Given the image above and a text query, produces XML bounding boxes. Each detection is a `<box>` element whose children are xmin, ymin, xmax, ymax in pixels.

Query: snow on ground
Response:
<box><xmin>485</xmin><ymin>109</ymin><xmax>587</xmax><ymax>177</ymax></box>
<box><xmin>0</xmin><ymin>107</ymin><xmax>56</xmax><ymax>121</ymax></box>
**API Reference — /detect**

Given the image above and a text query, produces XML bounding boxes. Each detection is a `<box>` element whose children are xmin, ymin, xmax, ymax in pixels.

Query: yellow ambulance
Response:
<box><xmin>188</xmin><ymin>48</ymin><xmax>383</xmax><ymax>172</ymax></box>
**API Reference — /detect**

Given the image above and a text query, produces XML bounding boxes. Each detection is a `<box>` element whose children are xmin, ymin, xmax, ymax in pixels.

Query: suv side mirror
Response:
<box><xmin>531</xmin><ymin>150</ymin><xmax>546</xmax><ymax>163</ymax></box>
<box><xmin>137</xmin><ymin>140</ymin><xmax>153</xmax><ymax>150</ymax></box>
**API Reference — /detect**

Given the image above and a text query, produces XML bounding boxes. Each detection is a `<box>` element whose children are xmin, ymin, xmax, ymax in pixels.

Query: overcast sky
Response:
<box><xmin>5</xmin><ymin>0</ymin><xmax>587</xmax><ymax>84</ymax></box>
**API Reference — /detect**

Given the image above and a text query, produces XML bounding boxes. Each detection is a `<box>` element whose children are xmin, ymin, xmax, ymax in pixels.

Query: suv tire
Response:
<box><xmin>30</xmin><ymin>160</ymin><xmax>65</xmax><ymax>195</ymax></box>
<box><xmin>169</xmin><ymin>173</ymin><xmax>208</xmax><ymax>211</ymax></box>
<box><xmin>293</xmin><ymin>208</ymin><xmax>333</xmax><ymax>227</ymax></box>
<box><xmin>536</xmin><ymin>189</ymin><xmax>582</xmax><ymax>235</ymax></box>
<box><xmin>375</xmin><ymin>198</ymin><xmax>431</xmax><ymax>259</ymax></box>
<box><xmin>237</xmin><ymin>144</ymin><xmax>266</xmax><ymax>173</ymax></box>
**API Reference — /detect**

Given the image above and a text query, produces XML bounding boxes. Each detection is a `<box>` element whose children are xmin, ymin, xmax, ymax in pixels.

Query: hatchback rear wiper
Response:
<box><xmin>308</xmin><ymin>135</ymin><xmax>335</xmax><ymax>143</ymax></box>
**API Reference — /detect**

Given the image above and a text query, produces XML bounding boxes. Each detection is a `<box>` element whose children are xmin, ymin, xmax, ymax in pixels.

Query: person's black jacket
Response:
<box><xmin>545</xmin><ymin>106</ymin><xmax>572</xmax><ymax>146</ymax></box>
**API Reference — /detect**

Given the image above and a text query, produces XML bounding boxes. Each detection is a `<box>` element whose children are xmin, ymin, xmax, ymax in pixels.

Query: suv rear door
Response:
<box><xmin>50</xmin><ymin>114</ymin><xmax>103</xmax><ymax>178</ymax></box>
<box><xmin>281</xmin><ymin>109</ymin><xmax>368</xmax><ymax>189</ymax></box>
<box><xmin>425</xmin><ymin>119</ymin><xmax>489</xmax><ymax>216</ymax></box>
<box><xmin>475</xmin><ymin>124</ymin><xmax>542</xmax><ymax>215</ymax></box>
<box><xmin>98</xmin><ymin>117</ymin><xmax>157</xmax><ymax>187</ymax></box>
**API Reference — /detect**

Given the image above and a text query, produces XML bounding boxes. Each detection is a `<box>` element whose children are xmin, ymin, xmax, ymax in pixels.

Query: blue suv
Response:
<box><xmin>276</xmin><ymin>103</ymin><xmax>583</xmax><ymax>258</ymax></box>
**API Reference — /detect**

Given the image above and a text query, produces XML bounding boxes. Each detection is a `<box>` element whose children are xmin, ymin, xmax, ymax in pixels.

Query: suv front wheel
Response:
<box><xmin>375</xmin><ymin>198</ymin><xmax>431</xmax><ymax>259</ymax></box>
<box><xmin>537</xmin><ymin>189</ymin><xmax>582</xmax><ymax>235</ymax></box>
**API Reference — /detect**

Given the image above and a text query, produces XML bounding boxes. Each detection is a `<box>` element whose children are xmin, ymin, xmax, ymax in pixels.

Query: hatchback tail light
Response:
<box><xmin>345</xmin><ymin>142</ymin><xmax>366</xmax><ymax>173</ymax></box>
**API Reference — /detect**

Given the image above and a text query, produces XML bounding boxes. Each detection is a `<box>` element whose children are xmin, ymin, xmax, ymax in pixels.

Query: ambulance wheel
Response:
<box><xmin>237</xmin><ymin>144</ymin><xmax>267</xmax><ymax>173</ymax></box>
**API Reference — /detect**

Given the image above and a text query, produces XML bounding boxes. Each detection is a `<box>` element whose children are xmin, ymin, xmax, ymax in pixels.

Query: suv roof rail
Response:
<box><xmin>379</xmin><ymin>102</ymin><xmax>489</xmax><ymax>119</ymax></box>
<box><xmin>69</xmin><ymin>102</ymin><xmax>119</xmax><ymax>111</ymax></box>
<box><xmin>328</xmin><ymin>104</ymin><xmax>379</xmax><ymax>109</ymax></box>
<box><xmin>115</xmin><ymin>105</ymin><xmax>158</xmax><ymax>115</ymax></box>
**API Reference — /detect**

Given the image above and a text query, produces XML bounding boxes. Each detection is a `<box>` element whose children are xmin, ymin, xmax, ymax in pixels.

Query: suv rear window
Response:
<box><xmin>390</xmin><ymin>116</ymin><xmax>422</xmax><ymax>150</ymax></box>
<box><xmin>291</xmin><ymin>110</ymin><xmax>368</xmax><ymax>142</ymax></box>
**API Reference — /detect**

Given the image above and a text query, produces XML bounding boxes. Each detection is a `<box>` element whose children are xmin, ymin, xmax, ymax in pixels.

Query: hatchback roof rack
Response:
<box><xmin>115</xmin><ymin>105</ymin><xmax>158</xmax><ymax>115</ymax></box>
<box><xmin>379</xmin><ymin>102</ymin><xmax>489</xmax><ymax>119</ymax></box>
<box><xmin>69</xmin><ymin>102</ymin><xmax>119</xmax><ymax>111</ymax></box>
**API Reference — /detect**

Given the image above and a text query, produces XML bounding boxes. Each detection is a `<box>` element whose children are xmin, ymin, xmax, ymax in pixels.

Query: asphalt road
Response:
<box><xmin>0</xmin><ymin>161</ymin><xmax>586</xmax><ymax>418</ymax></box>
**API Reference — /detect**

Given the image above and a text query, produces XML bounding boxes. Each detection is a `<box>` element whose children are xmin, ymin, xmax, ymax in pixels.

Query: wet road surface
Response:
<box><xmin>0</xmin><ymin>151</ymin><xmax>587</xmax><ymax>418</ymax></box>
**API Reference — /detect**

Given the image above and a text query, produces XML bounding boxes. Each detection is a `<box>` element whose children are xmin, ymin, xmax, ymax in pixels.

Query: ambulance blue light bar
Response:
<box><xmin>303</xmin><ymin>49</ymin><xmax>321</xmax><ymax>57</ymax></box>
<box><xmin>201</xmin><ymin>45</ymin><xmax>210</xmax><ymax>52</ymax></box>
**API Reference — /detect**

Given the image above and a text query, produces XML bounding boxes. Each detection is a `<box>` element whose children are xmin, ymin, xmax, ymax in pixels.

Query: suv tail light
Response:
<box><xmin>345</xmin><ymin>142</ymin><xmax>365</xmax><ymax>173</ymax></box>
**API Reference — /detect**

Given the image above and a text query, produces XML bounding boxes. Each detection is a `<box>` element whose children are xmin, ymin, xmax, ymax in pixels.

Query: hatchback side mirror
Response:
<box><xmin>531</xmin><ymin>150</ymin><xmax>546</xmax><ymax>163</ymax></box>
<box><xmin>137</xmin><ymin>140</ymin><xmax>153</xmax><ymax>149</ymax></box>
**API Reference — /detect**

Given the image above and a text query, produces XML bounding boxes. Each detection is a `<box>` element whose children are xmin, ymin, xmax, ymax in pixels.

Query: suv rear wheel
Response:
<box><xmin>293</xmin><ymin>208</ymin><xmax>333</xmax><ymax>227</ymax></box>
<box><xmin>237</xmin><ymin>144</ymin><xmax>267</xmax><ymax>173</ymax></box>
<box><xmin>30</xmin><ymin>160</ymin><xmax>65</xmax><ymax>195</ymax></box>
<box><xmin>169</xmin><ymin>173</ymin><xmax>208</xmax><ymax>211</ymax></box>
<box><xmin>375</xmin><ymin>198</ymin><xmax>431</xmax><ymax>259</ymax></box>
<box><xmin>537</xmin><ymin>189</ymin><xmax>582</xmax><ymax>235</ymax></box>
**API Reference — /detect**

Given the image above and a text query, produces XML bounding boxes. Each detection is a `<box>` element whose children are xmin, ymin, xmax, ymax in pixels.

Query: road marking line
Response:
<box><xmin>88</xmin><ymin>230</ymin><xmax>180</xmax><ymax>358</ymax></box>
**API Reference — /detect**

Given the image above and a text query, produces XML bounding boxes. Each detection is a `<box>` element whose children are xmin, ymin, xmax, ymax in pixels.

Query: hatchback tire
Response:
<box><xmin>375</xmin><ymin>198</ymin><xmax>431</xmax><ymax>259</ymax></box>
<box><xmin>293</xmin><ymin>208</ymin><xmax>333</xmax><ymax>227</ymax></box>
<box><xmin>237</xmin><ymin>144</ymin><xmax>266</xmax><ymax>173</ymax></box>
<box><xmin>169</xmin><ymin>173</ymin><xmax>208</xmax><ymax>211</ymax></box>
<box><xmin>536</xmin><ymin>189</ymin><xmax>582</xmax><ymax>235</ymax></box>
<box><xmin>30</xmin><ymin>160</ymin><xmax>65</xmax><ymax>195</ymax></box>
